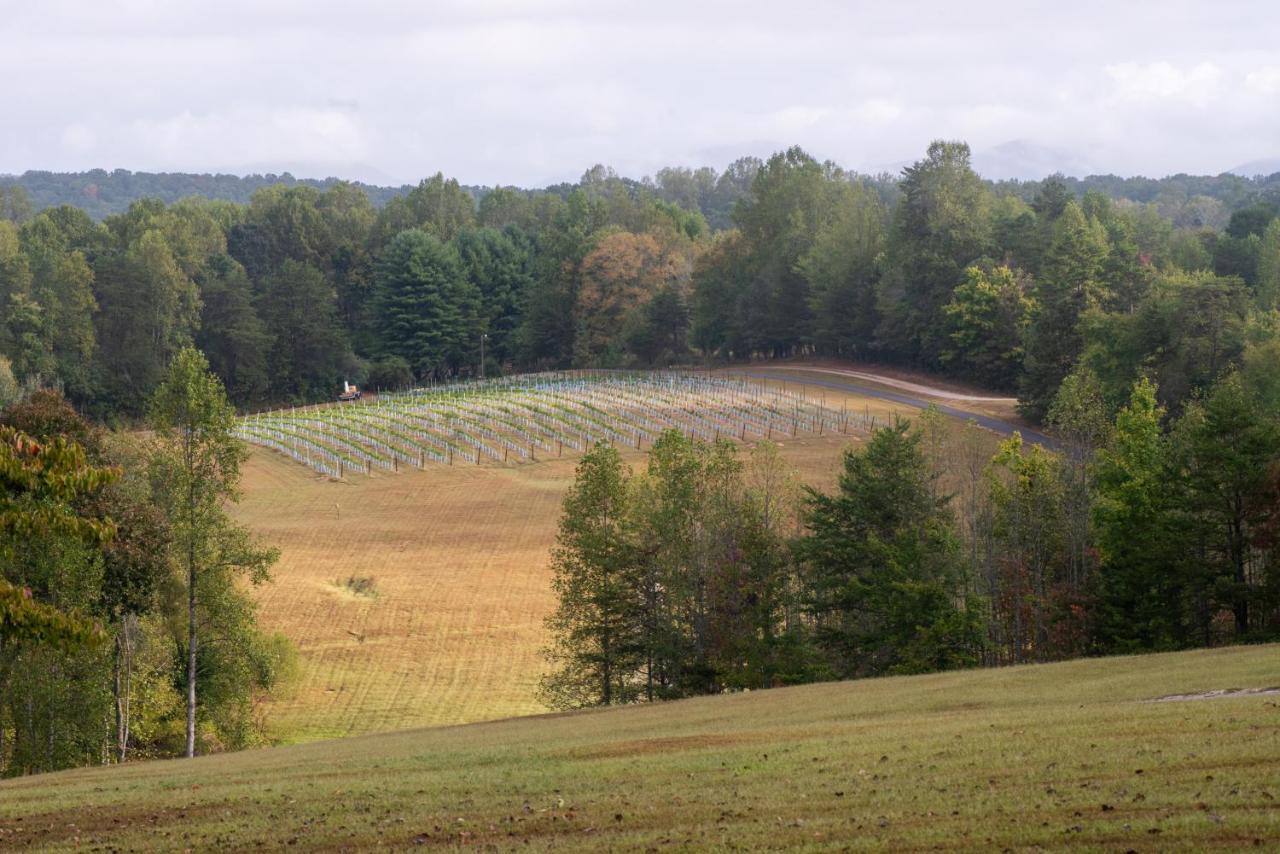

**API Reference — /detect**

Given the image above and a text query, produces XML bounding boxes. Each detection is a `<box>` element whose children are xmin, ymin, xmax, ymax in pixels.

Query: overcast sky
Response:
<box><xmin>2</xmin><ymin>0</ymin><xmax>1278</xmax><ymax>186</ymax></box>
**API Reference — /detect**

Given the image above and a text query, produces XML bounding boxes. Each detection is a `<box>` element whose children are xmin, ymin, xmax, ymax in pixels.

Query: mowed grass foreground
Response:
<box><xmin>234</xmin><ymin>378</ymin><xmax>916</xmax><ymax>742</ymax></box>
<box><xmin>0</xmin><ymin>645</ymin><xmax>1276</xmax><ymax>850</ymax></box>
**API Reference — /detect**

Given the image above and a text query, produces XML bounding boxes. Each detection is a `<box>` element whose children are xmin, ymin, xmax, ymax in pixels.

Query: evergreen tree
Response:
<box><xmin>374</xmin><ymin>230</ymin><xmax>481</xmax><ymax>379</ymax></box>
<box><xmin>256</xmin><ymin>259</ymin><xmax>348</xmax><ymax>400</ymax></box>
<box><xmin>798</xmin><ymin>420</ymin><xmax>983</xmax><ymax>677</ymax></box>
<box><xmin>453</xmin><ymin>225</ymin><xmax>536</xmax><ymax>367</ymax></box>
<box><xmin>540</xmin><ymin>443</ymin><xmax>641</xmax><ymax>708</ymax></box>
<box><xmin>1166</xmin><ymin>375</ymin><xmax>1280</xmax><ymax>640</ymax></box>
<box><xmin>195</xmin><ymin>255</ymin><xmax>272</xmax><ymax>406</ymax></box>
<box><xmin>878</xmin><ymin>141</ymin><xmax>991</xmax><ymax>366</ymax></box>
<box><xmin>800</xmin><ymin>181</ymin><xmax>886</xmax><ymax>358</ymax></box>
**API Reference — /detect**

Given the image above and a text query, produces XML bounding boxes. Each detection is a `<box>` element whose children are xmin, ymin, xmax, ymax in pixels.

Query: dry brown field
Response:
<box><xmin>237</xmin><ymin>372</ymin><xmax>1008</xmax><ymax>743</ymax></box>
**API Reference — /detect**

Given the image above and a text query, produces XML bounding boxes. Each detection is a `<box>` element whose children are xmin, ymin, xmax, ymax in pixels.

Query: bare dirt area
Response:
<box><xmin>1150</xmin><ymin>687</ymin><xmax>1280</xmax><ymax>702</ymax></box>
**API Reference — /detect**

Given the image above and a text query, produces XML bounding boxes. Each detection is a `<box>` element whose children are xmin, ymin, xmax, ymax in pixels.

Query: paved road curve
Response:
<box><xmin>742</xmin><ymin>368</ymin><xmax>1059</xmax><ymax>451</ymax></box>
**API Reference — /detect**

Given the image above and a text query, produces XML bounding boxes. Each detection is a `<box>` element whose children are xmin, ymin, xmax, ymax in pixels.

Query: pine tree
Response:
<box><xmin>374</xmin><ymin>230</ymin><xmax>481</xmax><ymax>379</ymax></box>
<box><xmin>539</xmin><ymin>443</ymin><xmax>641</xmax><ymax>708</ymax></box>
<box><xmin>798</xmin><ymin>420</ymin><xmax>983</xmax><ymax>677</ymax></box>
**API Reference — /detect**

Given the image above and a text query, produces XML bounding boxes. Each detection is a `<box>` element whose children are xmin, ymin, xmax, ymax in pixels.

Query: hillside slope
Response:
<box><xmin>1</xmin><ymin>645</ymin><xmax>1276</xmax><ymax>850</ymax></box>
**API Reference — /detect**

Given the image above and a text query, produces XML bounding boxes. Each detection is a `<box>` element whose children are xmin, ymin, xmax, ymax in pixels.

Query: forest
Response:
<box><xmin>2</xmin><ymin>144</ymin><xmax>1279</xmax><ymax>424</ymax></box>
<box><xmin>3</xmin><ymin>140</ymin><xmax>1280</xmax><ymax>766</ymax></box>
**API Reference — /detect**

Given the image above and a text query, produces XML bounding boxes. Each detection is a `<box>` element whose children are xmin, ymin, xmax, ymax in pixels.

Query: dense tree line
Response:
<box><xmin>544</xmin><ymin>360</ymin><xmax>1280</xmax><ymax>707</ymax></box>
<box><xmin>0</xmin><ymin>170</ymin><xmax>410</xmax><ymax>220</ymax></box>
<box><xmin>5</xmin><ymin>142</ymin><xmax>1278</xmax><ymax>428</ymax></box>
<box><xmin>0</xmin><ymin>350</ymin><xmax>290</xmax><ymax>776</ymax></box>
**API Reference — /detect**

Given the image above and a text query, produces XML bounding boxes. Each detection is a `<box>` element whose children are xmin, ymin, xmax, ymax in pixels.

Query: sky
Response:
<box><xmin>2</xmin><ymin>0</ymin><xmax>1279</xmax><ymax>186</ymax></box>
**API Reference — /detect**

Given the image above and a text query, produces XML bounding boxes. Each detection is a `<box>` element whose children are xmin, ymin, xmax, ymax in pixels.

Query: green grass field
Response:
<box><xmin>2</xmin><ymin>644</ymin><xmax>1277</xmax><ymax>850</ymax></box>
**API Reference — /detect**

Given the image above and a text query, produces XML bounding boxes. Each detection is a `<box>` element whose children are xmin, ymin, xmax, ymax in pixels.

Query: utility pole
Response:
<box><xmin>480</xmin><ymin>332</ymin><xmax>488</xmax><ymax>380</ymax></box>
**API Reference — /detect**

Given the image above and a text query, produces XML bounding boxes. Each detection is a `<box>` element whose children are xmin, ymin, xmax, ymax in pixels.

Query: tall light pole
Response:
<box><xmin>480</xmin><ymin>332</ymin><xmax>488</xmax><ymax>380</ymax></box>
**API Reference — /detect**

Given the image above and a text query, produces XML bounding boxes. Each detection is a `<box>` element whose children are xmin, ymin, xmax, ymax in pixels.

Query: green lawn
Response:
<box><xmin>2</xmin><ymin>645</ymin><xmax>1277</xmax><ymax>851</ymax></box>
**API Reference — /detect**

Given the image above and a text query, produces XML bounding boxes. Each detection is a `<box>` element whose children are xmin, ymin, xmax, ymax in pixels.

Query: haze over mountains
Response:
<box><xmin>4</xmin><ymin>142</ymin><xmax>1280</xmax><ymax>223</ymax></box>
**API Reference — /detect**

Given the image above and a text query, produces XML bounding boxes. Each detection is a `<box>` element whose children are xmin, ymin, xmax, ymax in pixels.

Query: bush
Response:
<box><xmin>337</xmin><ymin>575</ymin><xmax>378</xmax><ymax>597</ymax></box>
<box><xmin>366</xmin><ymin>356</ymin><xmax>414</xmax><ymax>392</ymax></box>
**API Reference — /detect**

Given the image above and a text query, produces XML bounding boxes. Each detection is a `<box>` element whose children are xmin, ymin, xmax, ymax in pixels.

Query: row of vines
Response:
<box><xmin>235</xmin><ymin>372</ymin><xmax>874</xmax><ymax>479</ymax></box>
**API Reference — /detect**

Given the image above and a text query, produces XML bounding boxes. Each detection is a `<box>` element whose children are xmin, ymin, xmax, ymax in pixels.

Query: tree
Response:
<box><xmin>195</xmin><ymin>255</ymin><xmax>271</xmax><ymax>406</ymax></box>
<box><xmin>148</xmin><ymin>348</ymin><xmax>277</xmax><ymax>757</ymax></box>
<box><xmin>1256</xmin><ymin>218</ymin><xmax>1280</xmax><ymax>310</ymax></box>
<box><xmin>516</xmin><ymin>190</ymin><xmax>607</xmax><ymax>367</ymax></box>
<box><xmin>690</xmin><ymin>230</ymin><xmax>749</xmax><ymax>358</ymax></box>
<box><xmin>1081</xmin><ymin>270</ymin><xmax>1248</xmax><ymax>414</ymax></box>
<box><xmin>574</xmin><ymin>230</ymin><xmax>690</xmax><ymax>365</ymax></box>
<box><xmin>941</xmin><ymin>265</ymin><xmax>1032</xmax><ymax>389</ymax></box>
<box><xmin>0</xmin><ymin>426</ymin><xmax>114</xmax><ymax>647</ymax></box>
<box><xmin>986</xmin><ymin>434</ymin><xmax>1072</xmax><ymax>660</ymax></box>
<box><xmin>372</xmin><ymin>173</ymin><xmax>476</xmax><ymax>246</ymax></box>
<box><xmin>731</xmin><ymin>147</ymin><xmax>845</xmax><ymax>356</ymax></box>
<box><xmin>0</xmin><ymin>186</ymin><xmax>33</xmax><ymax>224</ymax></box>
<box><xmin>878</xmin><ymin>141</ymin><xmax>991</xmax><ymax>365</ymax></box>
<box><xmin>256</xmin><ymin>259</ymin><xmax>348</xmax><ymax>400</ymax></box>
<box><xmin>2</xmin><ymin>390</ymin><xmax>171</xmax><ymax>762</ymax></box>
<box><xmin>1020</xmin><ymin>200</ymin><xmax>1109</xmax><ymax>419</ymax></box>
<box><xmin>1091</xmin><ymin>379</ymin><xmax>1179</xmax><ymax>650</ymax></box>
<box><xmin>1166</xmin><ymin>374</ymin><xmax>1280</xmax><ymax>640</ymax></box>
<box><xmin>1046</xmin><ymin>368</ymin><xmax>1110</xmax><ymax>597</ymax></box>
<box><xmin>0</xmin><ymin>358</ymin><xmax>17</xmax><ymax>410</ymax></box>
<box><xmin>374</xmin><ymin>230</ymin><xmax>481</xmax><ymax>379</ymax></box>
<box><xmin>540</xmin><ymin>442</ymin><xmax>640</xmax><ymax>708</ymax></box>
<box><xmin>800</xmin><ymin>181</ymin><xmax>886</xmax><ymax>357</ymax></box>
<box><xmin>798</xmin><ymin>419</ymin><xmax>983</xmax><ymax>677</ymax></box>
<box><xmin>453</xmin><ymin>225</ymin><xmax>536</xmax><ymax>366</ymax></box>
<box><xmin>229</xmin><ymin>186</ymin><xmax>333</xmax><ymax>282</ymax></box>
<box><xmin>93</xmin><ymin>228</ymin><xmax>200</xmax><ymax>413</ymax></box>
<box><xmin>39</xmin><ymin>252</ymin><xmax>97</xmax><ymax>399</ymax></box>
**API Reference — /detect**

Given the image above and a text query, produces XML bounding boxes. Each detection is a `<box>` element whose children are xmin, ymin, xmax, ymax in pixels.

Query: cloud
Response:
<box><xmin>1105</xmin><ymin>61</ymin><xmax>1223</xmax><ymax>108</ymax></box>
<box><xmin>126</xmin><ymin>108</ymin><xmax>370</xmax><ymax>172</ymax></box>
<box><xmin>1245</xmin><ymin>67</ymin><xmax>1280</xmax><ymax>96</ymax></box>
<box><xmin>2</xmin><ymin>1</ymin><xmax>1279</xmax><ymax>183</ymax></box>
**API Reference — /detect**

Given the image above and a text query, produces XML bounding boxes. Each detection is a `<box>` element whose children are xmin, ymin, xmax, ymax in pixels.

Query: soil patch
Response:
<box><xmin>1149</xmin><ymin>687</ymin><xmax>1280</xmax><ymax>702</ymax></box>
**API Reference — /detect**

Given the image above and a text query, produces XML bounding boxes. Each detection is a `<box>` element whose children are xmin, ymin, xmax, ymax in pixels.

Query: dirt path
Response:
<box><xmin>766</xmin><ymin>366</ymin><xmax>1018</xmax><ymax>403</ymax></box>
<box><xmin>741</xmin><ymin>365</ymin><xmax>1058</xmax><ymax>450</ymax></box>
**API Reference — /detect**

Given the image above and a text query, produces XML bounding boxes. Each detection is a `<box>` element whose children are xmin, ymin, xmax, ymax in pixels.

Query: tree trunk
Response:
<box><xmin>113</xmin><ymin>634</ymin><xmax>124</xmax><ymax>762</ymax></box>
<box><xmin>186</xmin><ymin>537</ymin><xmax>197</xmax><ymax>758</ymax></box>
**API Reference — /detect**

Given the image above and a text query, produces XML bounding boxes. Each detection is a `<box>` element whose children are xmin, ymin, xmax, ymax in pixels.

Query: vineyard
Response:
<box><xmin>236</xmin><ymin>371</ymin><xmax>873</xmax><ymax>478</ymax></box>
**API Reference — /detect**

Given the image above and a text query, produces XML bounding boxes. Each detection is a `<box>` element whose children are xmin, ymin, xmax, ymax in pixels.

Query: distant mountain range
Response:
<box><xmin>1228</xmin><ymin>158</ymin><xmax>1280</xmax><ymax>177</ymax></box>
<box><xmin>4</xmin><ymin>146</ymin><xmax>1280</xmax><ymax>222</ymax></box>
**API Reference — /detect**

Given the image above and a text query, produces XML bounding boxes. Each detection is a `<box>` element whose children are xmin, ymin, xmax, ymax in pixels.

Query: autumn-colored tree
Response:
<box><xmin>574</xmin><ymin>231</ymin><xmax>691</xmax><ymax>364</ymax></box>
